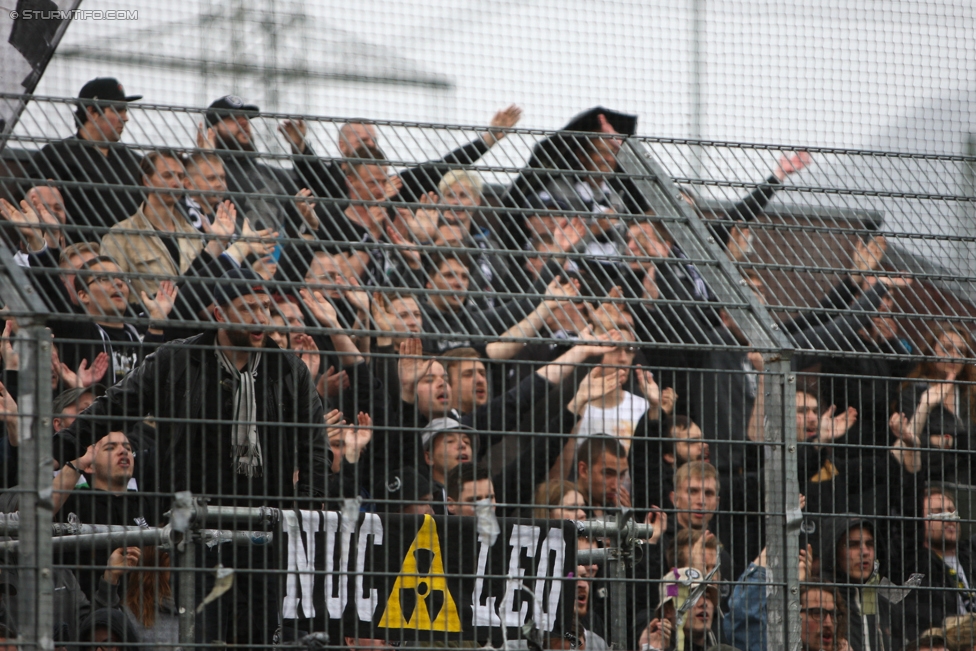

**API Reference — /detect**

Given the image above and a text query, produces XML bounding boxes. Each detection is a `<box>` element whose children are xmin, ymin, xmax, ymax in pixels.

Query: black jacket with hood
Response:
<box><xmin>818</xmin><ymin>517</ymin><xmax>902</xmax><ymax>651</ymax></box>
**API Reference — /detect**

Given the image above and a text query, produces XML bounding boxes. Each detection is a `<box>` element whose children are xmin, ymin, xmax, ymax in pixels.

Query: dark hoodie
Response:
<box><xmin>817</xmin><ymin>518</ymin><xmax>900</xmax><ymax>651</ymax></box>
<box><xmin>77</xmin><ymin>608</ymin><xmax>144</xmax><ymax>651</ymax></box>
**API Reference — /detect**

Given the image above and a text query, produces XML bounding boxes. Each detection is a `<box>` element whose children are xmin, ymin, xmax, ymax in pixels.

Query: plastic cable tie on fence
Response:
<box><xmin>786</xmin><ymin>507</ymin><xmax>804</xmax><ymax>531</ymax></box>
<box><xmin>476</xmin><ymin>498</ymin><xmax>501</xmax><ymax>546</ymax></box>
<box><xmin>197</xmin><ymin>564</ymin><xmax>235</xmax><ymax>613</ymax></box>
<box><xmin>877</xmin><ymin>573</ymin><xmax>924</xmax><ymax>605</ymax></box>
<box><xmin>170</xmin><ymin>491</ymin><xmax>195</xmax><ymax>533</ymax></box>
<box><xmin>340</xmin><ymin>497</ymin><xmax>361</xmax><ymax>534</ymax></box>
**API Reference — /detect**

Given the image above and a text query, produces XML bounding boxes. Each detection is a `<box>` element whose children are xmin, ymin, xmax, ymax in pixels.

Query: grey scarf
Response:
<box><xmin>216</xmin><ymin>349</ymin><xmax>264</xmax><ymax>477</ymax></box>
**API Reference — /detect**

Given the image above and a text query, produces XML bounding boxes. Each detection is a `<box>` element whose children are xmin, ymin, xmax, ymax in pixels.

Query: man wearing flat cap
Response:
<box><xmin>52</xmin><ymin>267</ymin><xmax>331</xmax><ymax>646</ymax></box>
<box><xmin>31</xmin><ymin>77</ymin><xmax>144</xmax><ymax>241</ymax></box>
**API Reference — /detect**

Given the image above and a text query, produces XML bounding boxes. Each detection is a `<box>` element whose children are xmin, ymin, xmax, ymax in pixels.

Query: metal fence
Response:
<box><xmin>0</xmin><ymin>97</ymin><xmax>974</xmax><ymax>651</ymax></box>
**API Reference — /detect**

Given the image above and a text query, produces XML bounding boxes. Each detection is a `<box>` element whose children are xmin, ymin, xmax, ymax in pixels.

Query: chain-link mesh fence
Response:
<box><xmin>0</xmin><ymin>96</ymin><xmax>973</xmax><ymax>651</ymax></box>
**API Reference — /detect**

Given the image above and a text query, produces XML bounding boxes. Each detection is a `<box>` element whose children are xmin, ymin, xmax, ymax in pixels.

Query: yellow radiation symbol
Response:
<box><xmin>378</xmin><ymin>515</ymin><xmax>462</xmax><ymax>631</ymax></box>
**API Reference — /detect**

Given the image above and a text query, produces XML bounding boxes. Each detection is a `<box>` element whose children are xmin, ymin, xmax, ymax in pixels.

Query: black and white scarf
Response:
<box><xmin>216</xmin><ymin>349</ymin><xmax>264</xmax><ymax>477</ymax></box>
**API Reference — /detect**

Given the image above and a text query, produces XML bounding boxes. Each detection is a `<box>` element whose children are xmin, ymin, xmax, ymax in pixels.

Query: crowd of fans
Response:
<box><xmin>0</xmin><ymin>76</ymin><xmax>973</xmax><ymax>651</ymax></box>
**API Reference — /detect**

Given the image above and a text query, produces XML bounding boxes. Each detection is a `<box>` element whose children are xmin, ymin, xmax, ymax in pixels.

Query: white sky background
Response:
<box><xmin>29</xmin><ymin>0</ymin><xmax>976</xmax><ymax>151</ymax></box>
<box><xmin>12</xmin><ymin>0</ymin><xmax>976</xmax><ymax>279</ymax></box>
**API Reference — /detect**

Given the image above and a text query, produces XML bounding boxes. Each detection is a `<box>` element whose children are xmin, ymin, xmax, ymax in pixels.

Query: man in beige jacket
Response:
<box><xmin>101</xmin><ymin>150</ymin><xmax>235</xmax><ymax>300</ymax></box>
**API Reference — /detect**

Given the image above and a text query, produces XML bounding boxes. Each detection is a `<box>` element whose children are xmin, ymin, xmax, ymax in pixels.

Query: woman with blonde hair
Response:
<box><xmin>532</xmin><ymin>479</ymin><xmax>588</xmax><ymax>521</ymax></box>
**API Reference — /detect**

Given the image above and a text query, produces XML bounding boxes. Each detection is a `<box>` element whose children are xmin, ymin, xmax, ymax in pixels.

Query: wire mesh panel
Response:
<box><xmin>0</xmin><ymin>96</ymin><xmax>973</xmax><ymax>651</ymax></box>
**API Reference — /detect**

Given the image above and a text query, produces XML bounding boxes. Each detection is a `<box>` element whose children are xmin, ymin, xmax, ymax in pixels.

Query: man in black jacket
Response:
<box><xmin>52</xmin><ymin>267</ymin><xmax>331</xmax><ymax>647</ymax></box>
<box><xmin>902</xmin><ymin>488</ymin><xmax>976</xmax><ymax>643</ymax></box>
<box><xmin>201</xmin><ymin>95</ymin><xmax>322</xmax><ymax>281</ymax></box>
<box><xmin>30</xmin><ymin>77</ymin><xmax>144</xmax><ymax>242</ymax></box>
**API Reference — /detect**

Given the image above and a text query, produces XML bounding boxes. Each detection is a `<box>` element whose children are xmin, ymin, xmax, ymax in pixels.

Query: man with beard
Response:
<box><xmin>902</xmin><ymin>488</ymin><xmax>976</xmax><ymax>643</ymax></box>
<box><xmin>201</xmin><ymin>95</ymin><xmax>322</xmax><ymax>279</ymax></box>
<box><xmin>799</xmin><ymin>584</ymin><xmax>851</xmax><ymax>651</ymax></box>
<box><xmin>52</xmin><ymin>267</ymin><xmax>331</xmax><ymax>648</ymax></box>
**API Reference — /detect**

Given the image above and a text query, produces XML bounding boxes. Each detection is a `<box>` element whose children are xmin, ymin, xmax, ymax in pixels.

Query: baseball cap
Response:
<box><xmin>657</xmin><ymin>567</ymin><xmax>719</xmax><ymax>614</ymax></box>
<box><xmin>421</xmin><ymin>417</ymin><xmax>473</xmax><ymax>450</ymax></box>
<box><xmin>212</xmin><ymin>268</ymin><xmax>270</xmax><ymax>307</ymax></box>
<box><xmin>205</xmin><ymin>95</ymin><xmax>260</xmax><ymax>127</ymax></box>
<box><xmin>53</xmin><ymin>385</ymin><xmax>105</xmax><ymax>414</ymax></box>
<box><xmin>78</xmin><ymin>77</ymin><xmax>142</xmax><ymax>103</ymax></box>
<box><xmin>385</xmin><ymin>467</ymin><xmax>432</xmax><ymax>504</ymax></box>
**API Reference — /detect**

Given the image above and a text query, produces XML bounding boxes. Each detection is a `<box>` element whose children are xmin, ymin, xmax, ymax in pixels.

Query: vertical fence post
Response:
<box><xmin>764</xmin><ymin>359</ymin><xmax>801</xmax><ymax>651</ymax></box>
<box><xmin>15</xmin><ymin>325</ymin><xmax>54</xmax><ymax>651</ymax></box>
<box><xmin>177</xmin><ymin>535</ymin><xmax>196</xmax><ymax>646</ymax></box>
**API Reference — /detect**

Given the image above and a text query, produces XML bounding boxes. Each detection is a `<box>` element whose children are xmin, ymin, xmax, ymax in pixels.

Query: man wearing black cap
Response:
<box><xmin>52</xmin><ymin>267</ymin><xmax>330</xmax><ymax>647</ymax></box>
<box><xmin>200</xmin><ymin>95</ymin><xmax>322</xmax><ymax>279</ymax></box>
<box><xmin>31</xmin><ymin>77</ymin><xmax>144</xmax><ymax>241</ymax></box>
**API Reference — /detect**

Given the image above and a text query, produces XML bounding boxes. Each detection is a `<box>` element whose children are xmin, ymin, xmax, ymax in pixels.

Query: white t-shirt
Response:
<box><xmin>576</xmin><ymin>391</ymin><xmax>650</xmax><ymax>452</ymax></box>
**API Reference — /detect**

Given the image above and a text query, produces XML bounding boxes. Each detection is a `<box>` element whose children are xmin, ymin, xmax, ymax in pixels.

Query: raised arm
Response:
<box><xmin>484</xmin><ymin>276</ymin><xmax>580</xmax><ymax>360</ymax></box>
<box><xmin>396</xmin><ymin>105</ymin><xmax>523</xmax><ymax>202</ymax></box>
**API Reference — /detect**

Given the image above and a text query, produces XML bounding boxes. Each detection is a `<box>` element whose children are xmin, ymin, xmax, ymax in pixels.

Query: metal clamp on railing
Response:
<box><xmin>574</xmin><ymin>516</ymin><xmax>655</xmax><ymax>541</ymax></box>
<box><xmin>574</xmin><ymin>509</ymin><xmax>652</xmax><ymax>647</ymax></box>
<box><xmin>163</xmin><ymin>502</ymin><xmax>281</xmax><ymax>528</ymax></box>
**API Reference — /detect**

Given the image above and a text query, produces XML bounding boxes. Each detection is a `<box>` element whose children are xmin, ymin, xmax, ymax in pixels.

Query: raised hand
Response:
<box><xmin>483</xmin><ymin>105</ymin><xmax>522</xmax><ymax>146</ymax></box>
<box><xmin>850</xmin><ymin>235</ymin><xmax>886</xmax><ymax>283</ymax></box>
<box><xmin>889</xmin><ymin>412</ymin><xmax>917</xmax><ymax>445</ymax></box>
<box><xmin>383</xmin><ymin>175</ymin><xmax>404</xmax><ymax>200</ymax></box>
<box><xmin>77</xmin><ymin>352</ymin><xmax>110</xmax><ymax>387</ymax></box>
<box><xmin>0</xmin><ymin>198</ymin><xmax>44</xmax><ymax>250</ymax></box>
<box><xmin>387</xmin><ymin>223</ymin><xmax>422</xmax><ymax>269</ymax></box>
<box><xmin>343</xmin><ymin>277</ymin><xmax>371</xmax><ymax>315</ymax></box>
<box><xmin>196</xmin><ymin>121</ymin><xmax>216</xmax><ymax>150</ymax></box>
<box><xmin>239</xmin><ymin>218</ymin><xmax>279</xmax><ymax>258</ymax></box>
<box><xmin>342</xmin><ymin>411</ymin><xmax>373</xmax><ymax>463</ymax></box>
<box><xmin>644</xmin><ymin>506</ymin><xmax>667</xmax><ymax>544</ymax></box>
<box><xmin>617</xmin><ymin>484</ymin><xmax>632</xmax><ymax>508</ymax></box>
<box><xmin>294</xmin><ymin>334</ymin><xmax>321</xmax><ymax>378</ymax></box>
<box><xmin>205</xmin><ymin>200</ymin><xmax>237</xmax><ymax>241</ymax></box>
<box><xmin>294</xmin><ymin>188</ymin><xmax>319</xmax><ymax>231</ymax></box>
<box><xmin>570</xmin><ymin>366</ymin><xmax>626</xmax><ymax>414</ymax></box>
<box><xmin>299</xmin><ymin>288</ymin><xmax>339</xmax><ymax>328</ymax></box>
<box><xmin>660</xmin><ymin>387</ymin><xmax>677</xmax><ymax>415</ymax></box>
<box><xmin>397</xmin><ymin>338</ymin><xmax>432</xmax><ymax>403</ymax></box>
<box><xmin>142</xmin><ymin>280</ymin><xmax>179</xmax><ymax>321</ymax></box>
<box><xmin>542</xmin><ymin>275</ymin><xmax>580</xmax><ymax>310</ymax></box>
<box><xmin>690</xmin><ymin>530</ymin><xmax>717</xmax><ymax>570</ymax></box>
<box><xmin>1</xmin><ymin>320</ymin><xmax>19</xmax><ymax>371</ymax></box>
<box><xmin>636</xmin><ymin>366</ymin><xmax>661</xmax><ymax>407</ymax></box>
<box><xmin>0</xmin><ymin>381</ymin><xmax>19</xmax><ymax>446</ymax></box>
<box><xmin>324</xmin><ymin>408</ymin><xmax>344</xmax><ymax>438</ymax></box>
<box><xmin>922</xmin><ymin>371</ymin><xmax>957</xmax><ymax>410</ymax></box>
<box><xmin>317</xmin><ymin>365</ymin><xmax>350</xmax><ymax>399</ymax></box>
<box><xmin>774</xmin><ymin>151</ymin><xmax>812</xmax><ymax>181</ymax></box>
<box><xmin>818</xmin><ymin>405</ymin><xmax>858</xmax><ymax>443</ymax></box>
<box><xmin>371</xmin><ymin>293</ymin><xmax>396</xmax><ymax>334</ymax></box>
<box><xmin>639</xmin><ymin>618</ymin><xmax>673</xmax><ymax>651</ymax></box>
<box><xmin>574</xmin><ymin>326</ymin><xmax>624</xmax><ymax>358</ymax></box>
<box><xmin>798</xmin><ymin>543</ymin><xmax>814</xmax><ymax>582</ymax></box>
<box><xmin>552</xmin><ymin>217</ymin><xmax>586</xmax><ymax>253</ymax></box>
<box><xmin>278</xmin><ymin>118</ymin><xmax>308</xmax><ymax>153</ymax></box>
<box><xmin>103</xmin><ymin>546</ymin><xmax>143</xmax><ymax>585</ymax></box>
<box><xmin>642</xmin><ymin>265</ymin><xmax>660</xmax><ymax>300</ymax></box>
